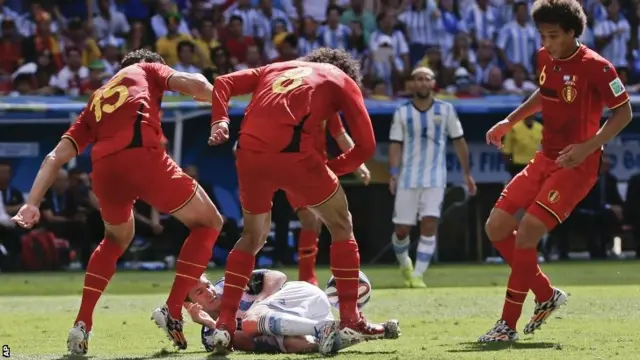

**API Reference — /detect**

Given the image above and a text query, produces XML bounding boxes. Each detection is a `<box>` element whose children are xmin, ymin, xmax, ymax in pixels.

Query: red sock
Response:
<box><xmin>493</xmin><ymin>232</ymin><xmax>554</xmax><ymax>302</ymax></box>
<box><xmin>330</xmin><ymin>239</ymin><xmax>360</xmax><ymax>324</ymax></box>
<box><xmin>216</xmin><ymin>249</ymin><xmax>255</xmax><ymax>330</ymax></box>
<box><xmin>166</xmin><ymin>227</ymin><xmax>219</xmax><ymax>319</ymax></box>
<box><xmin>501</xmin><ymin>247</ymin><xmax>538</xmax><ymax>329</ymax></box>
<box><xmin>75</xmin><ymin>239</ymin><xmax>125</xmax><ymax>331</ymax></box>
<box><xmin>298</xmin><ymin>229</ymin><xmax>318</xmax><ymax>283</ymax></box>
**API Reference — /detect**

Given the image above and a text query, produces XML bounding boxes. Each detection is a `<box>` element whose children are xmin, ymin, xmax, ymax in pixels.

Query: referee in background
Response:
<box><xmin>501</xmin><ymin>98</ymin><xmax>543</xmax><ymax>177</ymax></box>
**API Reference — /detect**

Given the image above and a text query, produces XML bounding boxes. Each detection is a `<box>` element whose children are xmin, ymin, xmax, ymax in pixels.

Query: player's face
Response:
<box><xmin>188</xmin><ymin>281</ymin><xmax>221</xmax><ymax>314</ymax></box>
<box><xmin>538</xmin><ymin>23</ymin><xmax>575</xmax><ymax>59</ymax></box>
<box><xmin>412</xmin><ymin>73</ymin><xmax>434</xmax><ymax>98</ymax></box>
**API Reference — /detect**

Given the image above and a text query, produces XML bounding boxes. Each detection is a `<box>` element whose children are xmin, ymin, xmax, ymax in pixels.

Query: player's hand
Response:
<box><xmin>464</xmin><ymin>174</ymin><xmax>477</xmax><ymax>196</ymax></box>
<box><xmin>486</xmin><ymin>119</ymin><xmax>513</xmax><ymax>149</ymax></box>
<box><xmin>208</xmin><ymin>121</ymin><xmax>230</xmax><ymax>146</ymax></box>
<box><xmin>11</xmin><ymin>204</ymin><xmax>41</xmax><ymax>229</ymax></box>
<box><xmin>356</xmin><ymin>165</ymin><xmax>371</xmax><ymax>185</ymax></box>
<box><xmin>389</xmin><ymin>176</ymin><xmax>397</xmax><ymax>195</ymax></box>
<box><xmin>556</xmin><ymin>142</ymin><xmax>592</xmax><ymax>168</ymax></box>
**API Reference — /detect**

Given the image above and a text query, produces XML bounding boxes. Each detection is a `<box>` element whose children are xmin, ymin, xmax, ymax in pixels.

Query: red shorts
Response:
<box><xmin>91</xmin><ymin>147</ymin><xmax>197</xmax><ymax>224</ymax></box>
<box><xmin>285</xmin><ymin>191</ymin><xmax>307</xmax><ymax>212</ymax></box>
<box><xmin>236</xmin><ymin>149</ymin><xmax>339</xmax><ymax>214</ymax></box>
<box><xmin>495</xmin><ymin>151</ymin><xmax>600</xmax><ymax>230</ymax></box>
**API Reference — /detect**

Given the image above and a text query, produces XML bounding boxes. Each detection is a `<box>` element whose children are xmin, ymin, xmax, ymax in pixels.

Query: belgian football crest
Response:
<box><xmin>548</xmin><ymin>190</ymin><xmax>560</xmax><ymax>203</ymax></box>
<box><xmin>562</xmin><ymin>75</ymin><xmax>577</xmax><ymax>103</ymax></box>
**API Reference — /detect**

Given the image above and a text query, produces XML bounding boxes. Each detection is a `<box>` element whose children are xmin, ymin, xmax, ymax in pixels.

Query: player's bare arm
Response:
<box><xmin>334</xmin><ymin>132</ymin><xmax>371</xmax><ymax>185</ymax></box>
<box><xmin>451</xmin><ymin>138</ymin><xmax>477</xmax><ymax>195</ymax></box>
<box><xmin>486</xmin><ymin>90</ymin><xmax>541</xmax><ymax>148</ymax></box>
<box><xmin>388</xmin><ymin>142</ymin><xmax>402</xmax><ymax>194</ymax></box>
<box><xmin>168</xmin><ymin>71</ymin><xmax>213</xmax><ymax>103</ymax></box>
<box><xmin>557</xmin><ymin>100</ymin><xmax>632</xmax><ymax>168</ymax></box>
<box><xmin>252</xmin><ymin>270</ymin><xmax>287</xmax><ymax>303</ymax></box>
<box><xmin>12</xmin><ymin>138</ymin><xmax>77</xmax><ymax>229</ymax></box>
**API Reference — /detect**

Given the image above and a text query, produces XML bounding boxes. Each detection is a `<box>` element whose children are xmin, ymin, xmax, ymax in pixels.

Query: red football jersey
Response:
<box><xmin>537</xmin><ymin>45</ymin><xmax>629</xmax><ymax>158</ymax></box>
<box><xmin>211</xmin><ymin>60</ymin><xmax>375</xmax><ymax>175</ymax></box>
<box><xmin>63</xmin><ymin>62</ymin><xmax>175</xmax><ymax>161</ymax></box>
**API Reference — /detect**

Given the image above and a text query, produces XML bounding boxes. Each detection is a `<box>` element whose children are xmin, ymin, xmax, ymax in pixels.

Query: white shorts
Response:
<box><xmin>253</xmin><ymin>281</ymin><xmax>334</xmax><ymax>322</ymax></box>
<box><xmin>393</xmin><ymin>187</ymin><xmax>445</xmax><ymax>225</ymax></box>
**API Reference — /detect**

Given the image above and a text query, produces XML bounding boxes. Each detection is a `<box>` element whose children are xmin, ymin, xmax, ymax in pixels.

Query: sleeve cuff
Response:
<box><xmin>61</xmin><ymin>135</ymin><xmax>79</xmax><ymax>155</ymax></box>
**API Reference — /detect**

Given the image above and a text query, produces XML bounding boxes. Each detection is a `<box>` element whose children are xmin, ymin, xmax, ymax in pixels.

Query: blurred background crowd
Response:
<box><xmin>2</xmin><ymin>0</ymin><xmax>640</xmax><ymax>100</ymax></box>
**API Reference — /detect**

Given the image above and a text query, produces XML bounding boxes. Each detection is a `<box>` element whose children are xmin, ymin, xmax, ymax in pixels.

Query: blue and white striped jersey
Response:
<box><xmin>389</xmin><ymin>100</ymin><xmax>464</xmax><ymax>189</ymax></box>
<box><xmin>593</xmin><ymin>17</ymin><xmax>631</xmax><ymax>68</ymax></box>
<box><xmin>496</xmin><ymin>21</ymin><xmax>540</xmax><ymax>74</ymax></box>
<box><xmin>213</xmin><ymin>269</ymin><xmax>267</xmax><ymax>318</ymax></box>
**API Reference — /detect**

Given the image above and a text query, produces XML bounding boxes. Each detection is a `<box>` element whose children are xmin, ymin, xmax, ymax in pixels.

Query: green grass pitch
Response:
<box><xmin>1</xmin><ymin>261</ymin><xmax>640</xmax><ymax>359</ymax></box>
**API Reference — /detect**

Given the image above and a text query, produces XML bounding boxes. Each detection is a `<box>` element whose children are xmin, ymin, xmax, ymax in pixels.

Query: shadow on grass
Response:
<box><xmin>447</xmin><ymin>341</ymin><xmax>561</xmax><ymax>353</ymax></box>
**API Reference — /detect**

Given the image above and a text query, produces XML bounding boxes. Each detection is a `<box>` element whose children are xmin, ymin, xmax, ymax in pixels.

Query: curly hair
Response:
<box><xmin>121</xmin><ymin>49</ymin><xmax>166</xmax><ymax>68</ymax></box>
<box><xmin>300</xmin><ymin>47</ymin><xmax>362</xmax><ymax>87</ymax></box>
<box><xmin>531</xmin><ymin>0</ymin><xmax>587</xmax><ymax>38</ymax></box>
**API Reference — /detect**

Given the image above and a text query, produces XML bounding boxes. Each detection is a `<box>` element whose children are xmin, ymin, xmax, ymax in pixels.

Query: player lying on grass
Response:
<box><xmin>184</xmin><ymin>270</ymin><xmax>400</xmax><ymax>354</ymax></box>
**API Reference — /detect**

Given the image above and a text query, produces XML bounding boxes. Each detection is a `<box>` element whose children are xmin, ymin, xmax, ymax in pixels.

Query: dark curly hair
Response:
<box><xmin>121</xmin><ymin>49</ymin><xmax>166</xmax><ymax>68</ymax></box>
<box><xmin>300</xmin><ymin>47</ymin><xmax>362</xmax><ymax>87</ymax></box>
<box><xmin>532</xmin><ymin>0</ymin><xmax>586</xmax><ymax>38</ymax></box>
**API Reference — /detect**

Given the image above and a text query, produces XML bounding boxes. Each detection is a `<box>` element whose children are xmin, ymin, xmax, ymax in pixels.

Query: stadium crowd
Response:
<box><xmin>1</xmin><ymin>0</ymin><xmax>640</xmax><ymax>99</ymax></box>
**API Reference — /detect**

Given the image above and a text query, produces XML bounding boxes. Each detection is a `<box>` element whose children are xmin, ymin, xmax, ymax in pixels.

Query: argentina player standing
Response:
<box><xmin>388</xmin><ymin>67</ymin><xmax>476</xmax><ymax>288</ymax></box>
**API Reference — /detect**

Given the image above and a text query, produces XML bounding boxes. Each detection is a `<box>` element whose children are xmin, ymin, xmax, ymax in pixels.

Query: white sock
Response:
<box><xmin>258</xmin><ymin>311</ymin><xmax>320</xmax><ymax>336</ymax></box>
<box><xmin>391</xmin><ymin>233</ymin><xmax>412</xmax><ymax>269</ymax></box>
<box><xmin>413</xmin><ymin>235</ymin><xmax>436</xmax><ymax>277</ymax></box>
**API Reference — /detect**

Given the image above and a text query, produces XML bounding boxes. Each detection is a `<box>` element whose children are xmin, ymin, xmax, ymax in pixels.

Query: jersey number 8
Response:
<box><xmin>272</xmin><ymin>67</ymin><xmax>313</xmax><ymax>94</ymax></box>
<box><xmin>90</xmin><ymin>72</ymin><xmax>129</xmax><ymax>122</ymax></box>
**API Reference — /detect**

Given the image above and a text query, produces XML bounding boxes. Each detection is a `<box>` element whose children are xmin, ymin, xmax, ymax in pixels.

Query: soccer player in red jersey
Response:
<box><xmin>232</xmin><ymin>113</ymin><xmax>371</xmax><ymax>286</ymax></box>
<box><xmin>11</xmin><ymin>49</ymin><xmax>225</xmax><ymax>354</ymax></box>
<box><xmin>207</xmin><ymin>48</ymin><xmax>393</xmax><ymax>353</ymax></box>
<box><xmin>479</xmin><ymin>0</ymin><xmax>632</xmax><ymax>342</ymax></box>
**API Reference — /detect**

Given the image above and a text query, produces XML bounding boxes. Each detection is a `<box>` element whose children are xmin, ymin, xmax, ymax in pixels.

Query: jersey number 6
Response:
<box><xmin>90</xmin><ymin>72</ymin><xmax>130</xmax><ymax>122</ymax></box>
<box><xmin>272</xmin><ymin>67</ymin><xmax>313</xmax><ymax>94</ymax></box>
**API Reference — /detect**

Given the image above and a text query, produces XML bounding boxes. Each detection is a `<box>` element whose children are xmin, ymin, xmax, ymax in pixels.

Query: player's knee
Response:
<box><xmin>393</xmin><ymin>225</ymin><xmax>411</xmax><ymax>240</ymax></box>
<box><xmin>104</xmin><ymin>223</ymin><xmax>134</xmax><ymax>249</ymax></box>
<box><xmin>325</xmin><ymin>211</ymin><xmax>353</xmax><ymax>240</ymax></box>
<box><xmin>485</xmin><ymin>208</ymin><xmax>517</xmax><ymax>242</ymax></box>
<box><xmin>515</xmin><ymin>213</ymin><xmax>548</xmax><ymax>248</ymax></box>
<box><xmin>419</xmin><ymin>217</ymin><xmax>437</xmax><ymax>236</ymax></box>
<box><xmin>236</xmin><ymin>231</ymin><xmax>266</xmax><ymax>254</ymax></box>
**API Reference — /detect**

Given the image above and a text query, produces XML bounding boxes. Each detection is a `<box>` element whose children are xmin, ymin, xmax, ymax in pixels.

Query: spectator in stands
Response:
<box><xmin>63</xmin><ymin>18</ymin><xmax>102</xmax><ymax>67</ymax></box>
<box><xmin>8</xmin><ymin>73</ymin><xmax>32</xmax><ymax>96</ymax></box>
<box><xmin>132</xmin><ymin>201</ymin><xmax>163</xmax><ymax>253</ymax></box>
<box><xmin>225</xmin><ymin>0</ymin><xmax>260</xmax><ymax>37</ymax></box>
<box><xmin>496</xmin><ymin>2</ymin><xmax>538</xmax><ymax>76</ymax></box>
<box><xmin>40</xmin><ymin>168</ymin><xmax>92</xmax><ymax>267</ymax></box>
<box><xmin>341</xmin><ymin>0</ymin><xmax>376</xmax><ymax>42</ymax></box>
<box><xmin>48</xmin><ymin>47</ymin><xmax>89</xmax><ymax>96</ymax></box>
<box><xmin>0</xmin><ymin>0</ymin><xmax>21</xmax><ymax>36</ymax></box>
<box><xmin>444</xmin><ymin>33</ymin><xmax>476</xmax><ymax>77</ymax></box>
<box><xmin>398</xmin><ymin>0</ymin><xmax>441</xmax><ymax>65</ymax></box>
<box><xmin>92</xmin><ymin>0</ymin><xmax>130</xmax><ymax>42</ymax></box>
<box><xmin>482</xmin><ymin>66</ymin><xmax>505</xmax><ymax>94</ymax></box>
<box><xmin>417</xmin><ymin>46</ymin><xmax>447</xmax><ymax>90</ymax></box>
<box><xmin>503</xmin><ymin>63</ymin><xmax>536</xmax><ymax>95</ymax></box>
<box><xmin>98</xmin><ymin>36</ymin><xmax>123</xmax><ymax>76</ymax></box>
<box><xmin>81</xmin><ymin>59</ymin><xmax>108</xmax><ymax>94</ymax></box>
<box><xmin>67</xmin><ymin>167</ymin><xmax>103</xmax><ymax>244</ymax></box>
<box><xmin>52</xmin><ymin>0</ymin><xmax>92</xmax><ymax>26</ymax></box>
<box><xmin>370</xmin><ymin>11</ymin><xmax>409</xmax><ymax>77</ymax></box>
<box><xmin>235</xmin><ymin>44</ymin><xmax>262</xmax><ymax>70</ymax></box>
<box><xmin>273</xmin><ymin>32</ymin><xmax>298</xmax><ymax>62</ymax></box>
<box><xmin>446</xmin><ymin>66</ymin><xmax>482</xmax><ymax>97</ymax></box>
<box><xmin>185</xmin><ymin>0</ymin><xmax>209</xmax><ymax>35</ymax></box>
<box><xmin>463</xmin><ymin>0</ymin><xmax>498</xmax><ymax>46</ymax></box>
<box><xmin>0</xmin><ymin>161</ymin><xmax>23</xmax><ymax>260</ymax></box>
<box><xmin>255</xmin><ymin>0</ymin><xmax>293</xmax><ymax>60</ymax></box>
<box><xmin>594</xmin><ymin>0</ymin><xmax>630</xmax><ymax>70</ymax></box>
<box><xmin>318</xmin><ymin>5</ymin><xmax>351</xmax><ymax>50</ymax></box>
<box><xmin>202</xmin><ymin>46</ymin><xmax>234</xmax><ymax>83</ymax></box>
<box><xmin>473</xmin><ymin>39</ymin><xmax>498</xmax><ymax>86</ymax></box>
<box><xmin>174</xmin><ymin>40</ymin><xmax>200</xmax><ymax>72</ymax></box>
<box><xmin>297</xmin><ymin>16</ymin><xmax>320</xmax><ymax>57</ymax></box>
<box><xmin>438</xmin><ymin>0</ymin><xmax>464</xmax><ymax>54</ymax></box>
<box><xmin>501</xmin><ymin>105</ymin><xmax>542</xmax><ymax>177</ymax></box>
<box><xmin>19</xmin><ymin>1</ymin><xmax>58</xmax><ymax>38</ymax></box>
<box><xmin>21</xmin><ymin>11</ymin><xmax>64</xmax><ymax>70</ymax></box>
<box><xmin>156</xmin><ymin>14</ymin><xmax>192</xmax><ymax>66</ymax></box>
<box><xmin>151</xmin><ymin>0</ymin><xmax>190</xmax><ymax>38</ymax></box>
<box><xmin>194</xmin><ymin>19</ymin><xmax>220</xmax><ymax>69</ymax></box>
<box><xmin>224</xmin><ymin>15</ymin><xmax>256</xmax><ymax>67</ymax></box>
<box><xmin>347</xmin><ymin>20</ymin><xmax>369</xmax><ymax>73</ymax></box>
<box><xmin>124</xmin><ymin>21</ymin><xmax>154</xmax><ymax>52</ymax></box>
<box><xmin>370</xmin><ymin>78</ymin><xmax>391</xmax><ymax>99</ymax></box>
<box><xmin>0</xmin><ymin>18</ymin><xmax>22</xmax><ymax>77</ymax></box>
